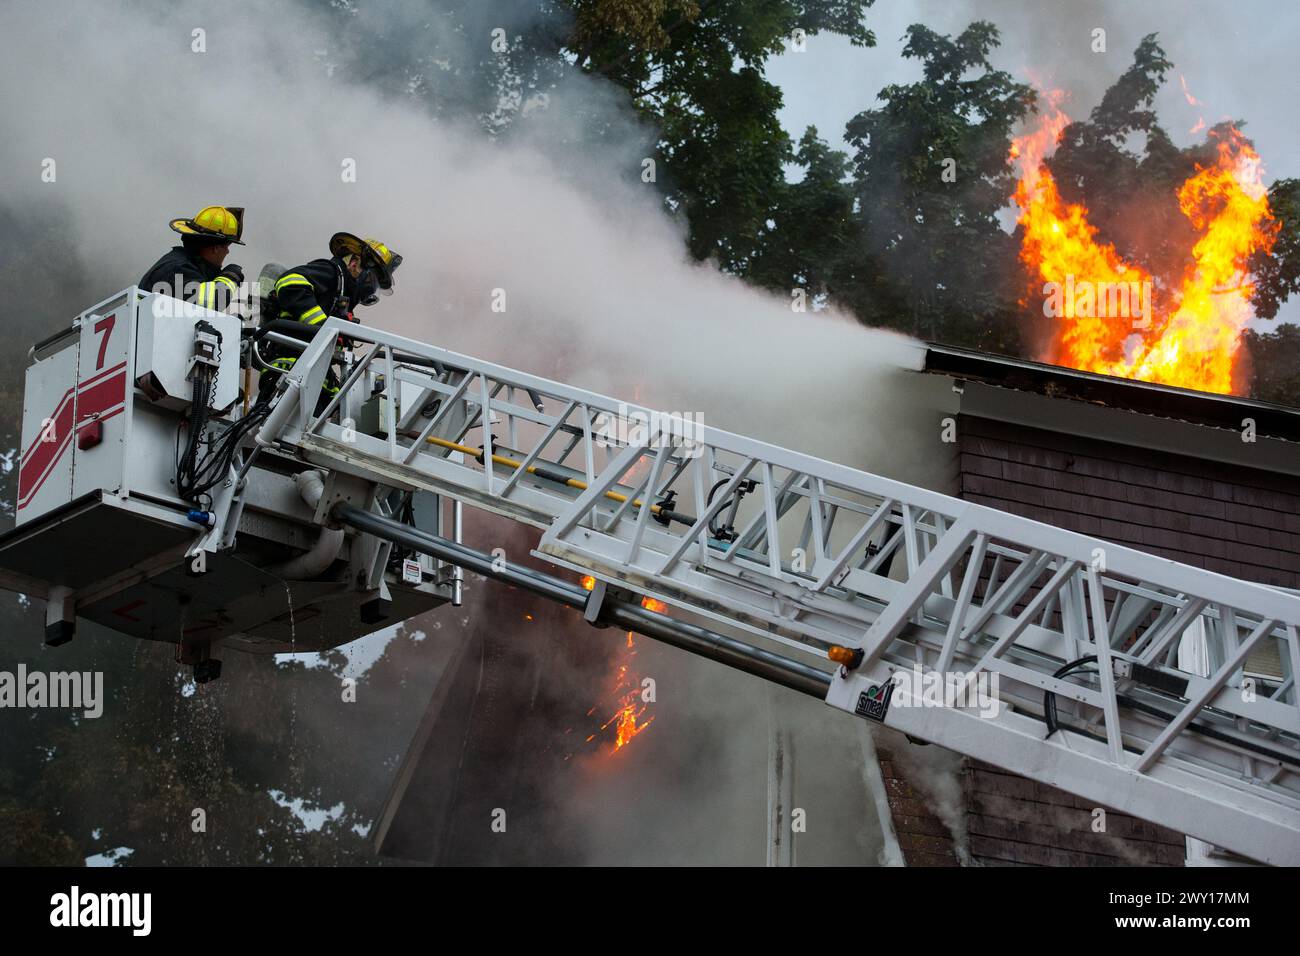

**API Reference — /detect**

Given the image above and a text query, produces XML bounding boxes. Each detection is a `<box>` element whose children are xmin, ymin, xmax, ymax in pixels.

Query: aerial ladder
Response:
<box><xmin>3</xmin><ymin>287</ymin><xmax>1299</xmax><ymax>864</ymax></box>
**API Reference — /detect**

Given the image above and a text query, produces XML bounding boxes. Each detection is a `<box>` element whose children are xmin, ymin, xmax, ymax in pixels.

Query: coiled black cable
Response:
<box><xmin>175</xmin><ymin>329</ymin><xmax>272</xmax><ymax>501</ymax></box>
<box><xmin>1043</xmin><ymin>655</ymin><xmax>1098</xmax><ymax>739</ymax></box>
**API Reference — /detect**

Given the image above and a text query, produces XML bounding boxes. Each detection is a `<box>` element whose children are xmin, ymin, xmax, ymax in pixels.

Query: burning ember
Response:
<box><xmin>1012</xmin><ymin>90</ymin><xmax>1278</xmax><ymax>394</ymax></box>
<box><xmin>609</xmin><ymin>652</ymin><xmax>654</xmax><ymax>751</ymax></box>
<box><xmin>576</xmin><ymin>575</ymin><xmax>659</xmax><ymax>755</ymax></box>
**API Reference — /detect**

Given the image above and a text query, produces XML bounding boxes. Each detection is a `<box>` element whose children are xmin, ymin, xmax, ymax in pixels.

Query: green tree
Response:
<box><xmin>566</xmin><ymin>1</ymin><xmax>875</xmax><ymax>270</ymax></box>
<box><xmin>311</xmin><ymin>0</ymin><xmax>572</xmax><ymax>132</ymax></box>
<box><xmin>747</xmin><ymin>126</ymin><xmax>855</xmax><ymax>300</ymax></box>
<box><xmin>1251</xmin><ymin>178</ymin><xmax>1300</xmax><ymax>321</ymax></box>
<box><xmin>316</xmin><ymin>1</ymin><xmax>876</xmax><ymax>271</ymax></box>
<box><xmin>835</xmin><ymin>22</ymin><xmax>1033</xmax><ymax>349</ymax></box>
<box><xmin>1243</xmin><ymin>324</ymin><xmax>1300</xmax><ymax>406</ymax></box>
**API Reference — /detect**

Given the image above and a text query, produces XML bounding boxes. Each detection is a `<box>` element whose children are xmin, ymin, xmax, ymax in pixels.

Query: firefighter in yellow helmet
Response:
<box><xmin>140</xmin><ymin>206</ymin><xmax>246</xmax><ymax>310</ymax></box>
<box><xmin>271</xmin><ymin>233</ymin><xmax>400</xmax><ymax>330</ymax></box>
<box><xmin>259</xmin><ymin>232</ymin><xmax>402</xmax><ymax>406</ymax></box>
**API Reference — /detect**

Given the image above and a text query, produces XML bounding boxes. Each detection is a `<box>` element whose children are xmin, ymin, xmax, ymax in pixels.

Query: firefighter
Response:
<box><xmin>139</xmin><ymin>205</ymin><xmax>246</xmax><ymax>311</ymax></box>
<box><xmin>259</xmin><ymin>232</ymin><xmax>402</xmax><ymax>407</ymax></box>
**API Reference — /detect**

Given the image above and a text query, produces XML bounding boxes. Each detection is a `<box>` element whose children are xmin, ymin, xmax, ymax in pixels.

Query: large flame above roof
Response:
<box><xmin>1012</xmin><ymin>91</ymin><xmax>1277</xmax><ymax>395</ymax></box>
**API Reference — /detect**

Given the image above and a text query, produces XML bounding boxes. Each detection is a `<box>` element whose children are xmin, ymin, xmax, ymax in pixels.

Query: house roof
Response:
<box><xmin>923</xmin><ymin>344</ymin><xmax>1300</xmax><ymax>443</ymax></box>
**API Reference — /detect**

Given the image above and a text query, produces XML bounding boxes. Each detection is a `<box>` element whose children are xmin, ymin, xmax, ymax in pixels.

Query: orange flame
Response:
<box><xmin>1012</xmin><ymin>92</ymin><xmax>1277</xmax><ymax>394</ymax></box>
<box><xmin>613</xmin><ymin>703</ymin><xmax>651</xmax><ymax>750</ymax></box>
<box><xmin>601</xmin><ymin>640</ymin><xmax>655</xmax><ymax>753</ymax></box>
<box><xmin>574</xmin><ymin>575</ymin><xmax>657</xmax><ymax>755</ymax></box>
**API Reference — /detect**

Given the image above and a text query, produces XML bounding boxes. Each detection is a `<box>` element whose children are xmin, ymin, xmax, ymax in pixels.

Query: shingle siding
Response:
<box><xmin>963</xmin><ymin>762</ymin><xmax>1185</xmax><ymax>867</ymax></box>
<box><xmin>875</xmin><ymin>746</ymin><xmax>961</xmax><ymax>867</ymax></box>
<box><xmin>944</xmin><ymin>413</ymin><xmax>1300</xmax><ymax>866</ymax></box>
<box><xmin>875</xmin><ymin>411</ymin><xmax>1290</xmax><ymax>865</ymax></box>
<box><xmin>958</xmin><ymin>416</ymin><xmax>1300</xmax><ymax>589</ymax></box>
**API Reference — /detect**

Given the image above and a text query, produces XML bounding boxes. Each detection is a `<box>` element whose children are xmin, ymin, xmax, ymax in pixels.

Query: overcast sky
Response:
<box><xmin>766</xmin><ymin>0</ymin><xmax>1300</xmax><ymax>326</ymax></box>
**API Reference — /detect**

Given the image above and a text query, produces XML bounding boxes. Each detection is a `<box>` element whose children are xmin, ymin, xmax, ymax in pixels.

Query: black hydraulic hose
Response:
<box><xmin>1044</xmin><ymin>655</ymin><xmax>1098</xmax><ymax>739</ymax></box>
<box><xmin>1042</xmin><ymin>653</ymin><xmax>1300</xmax><ymax>768</ymax></box>
<box><xmin>331</xmin><ymin>502</ymin><xmax>831</xmax><ymax>698</ymax></box>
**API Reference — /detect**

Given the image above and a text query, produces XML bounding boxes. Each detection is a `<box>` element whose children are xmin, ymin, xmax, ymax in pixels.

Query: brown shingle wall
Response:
<box><xmin>965</xmin><ymin>763</ymin><xmax>1186</xmax><ymax>867</ymax></box>
<box><xmin>944</xmin><ymin>413</ymin><xmax>1298</xmax><ymax>865</ymax></box>
<box><xmin>877</xmin><ymin>412</ymin><xmax>1290</xmax><ymax>865</ymax></box>
<box><xmin>958</xmin><ymin>416</ymin><xmax>1300</xmax><ymax>589</ymax></box>
<box><xmin>876</xmin><ymin>746</ymin><xmax>960</xmax><ymax>866</ymax></box>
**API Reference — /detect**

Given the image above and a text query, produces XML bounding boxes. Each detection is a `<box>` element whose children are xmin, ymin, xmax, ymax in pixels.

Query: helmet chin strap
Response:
<box><xmin>331</xmin><ymin>257</ymin><xmax>358</xmax><ymax>315</ymax></box>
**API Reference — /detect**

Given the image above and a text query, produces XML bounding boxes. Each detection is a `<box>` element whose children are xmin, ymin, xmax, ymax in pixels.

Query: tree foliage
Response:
<box><xmin>564</xmin><ymin>0</ymin><xmax>876</xmax><ymax>269</ymax></box>
<box><xmin>1045</xmin><ymin>34</ymin><xmax>1192</xmax><ymax>283</ymax></box>
<box><xmin>831</xmin><ymin>22</ymin><xmax>1033</xmax><ymax>350</ymax></box>
<box><xmin>1251</xmin><ymin>178</ymin><xmax>1300</xmax><ymax>320</ymax></box>
<box><xmin>1243</xmin><ymin>323</ymin><xmax>1300</xmax><ymax>406</ymax></box>
<box><xmin>747</xmin><ymin>126</ymin><xmax>856</xmax><ymax>299</ymax></box>
<box><xmin>318</xmin><ymin>0</ymin><xmax>876</xmax><ymax>271</ymax></box>
<box><xmin>304</xmin><ymin>8</ymin><xmax>1299</xmax><ymax>396</ymax></box>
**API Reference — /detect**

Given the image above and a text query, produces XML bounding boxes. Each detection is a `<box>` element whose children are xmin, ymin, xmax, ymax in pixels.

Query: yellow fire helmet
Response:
<box><xmin>170</xmin><ymin>205</ymin><xmax>245</xmax><ymax>245</ymax></box>
<box><xmin>329</xmin><ymin>232</ymin><xmax>402</xmax><ymax>290</ymax></box>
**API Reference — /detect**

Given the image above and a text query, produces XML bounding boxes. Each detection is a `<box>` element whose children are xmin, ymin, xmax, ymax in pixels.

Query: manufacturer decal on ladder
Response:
<box><xmin>854</xmin><ymin>678</ymin><xmax>895</xmax><ymax>722</ymax></box>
